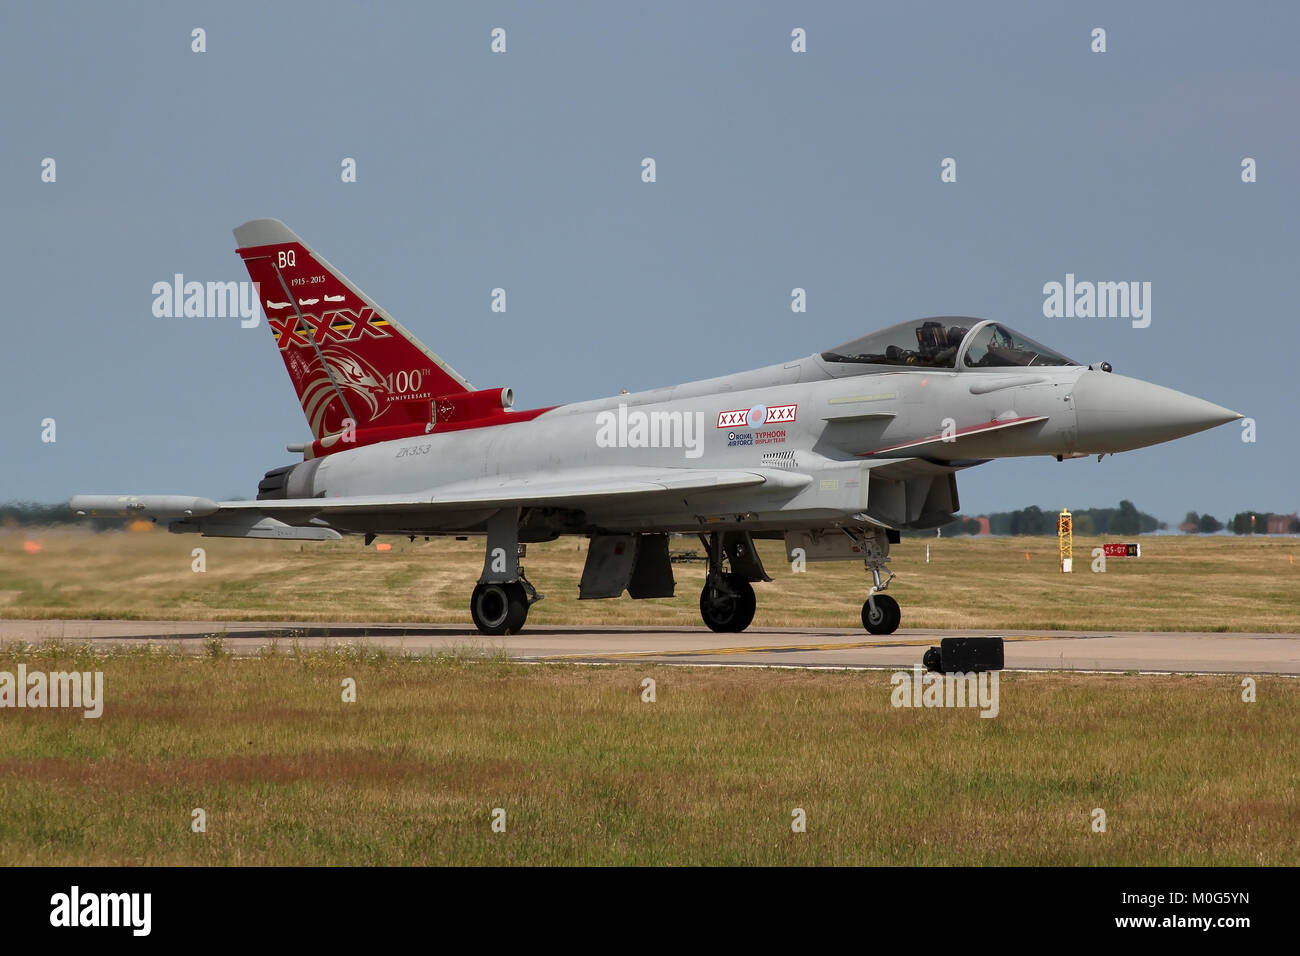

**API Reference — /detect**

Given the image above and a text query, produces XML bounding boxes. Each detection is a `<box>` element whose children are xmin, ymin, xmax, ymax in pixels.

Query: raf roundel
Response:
<box><xmin>747</xmin><ymin>405</ymin><xmax>767</xmax><ymax>428</ymax></box>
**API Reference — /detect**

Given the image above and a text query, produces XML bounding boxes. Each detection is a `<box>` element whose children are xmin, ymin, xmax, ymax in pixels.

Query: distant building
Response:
<box><xmin>1267</xmin><ymin>513</ymin><xmax>1299</xmax><ymax>534</ymax></box>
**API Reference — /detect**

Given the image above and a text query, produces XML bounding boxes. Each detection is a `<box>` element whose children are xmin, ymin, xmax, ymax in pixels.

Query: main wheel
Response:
<box><xmin>862</xmin><ymin>593</ymin><xmax>901</xmax><ymax>635</ymax></box>
<box><xmin>699</xmin><ymin>574</ymin><xmax>756</xmax><ymax>633</ymax></box>
<box><xmin>471</xmin><ymin>582</ymin><xmax>529</xmax><ymax>635</ymax></box>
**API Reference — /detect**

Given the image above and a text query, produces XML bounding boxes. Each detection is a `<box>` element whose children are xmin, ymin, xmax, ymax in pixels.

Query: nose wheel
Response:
<box><xmin>862</xmin><ymin>593</ymin><xmax>901</xmax><ymax>635</ymax></box>
<box><xmin>839</xmin><ymin>526</ymin><xmax>901</xmax><ymax>635</ymax></box>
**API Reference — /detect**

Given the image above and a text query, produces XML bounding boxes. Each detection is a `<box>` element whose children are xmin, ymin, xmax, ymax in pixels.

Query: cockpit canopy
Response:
<box><xmin>820</xmin><ymin>317</ymin><xmax>1077</xmax><ymax>370</ymax></box>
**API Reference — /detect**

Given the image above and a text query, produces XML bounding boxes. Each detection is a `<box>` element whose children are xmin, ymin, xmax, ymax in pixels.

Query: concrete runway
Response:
<box><xmin>2</xmin><ymin>619</ymin><xmax>1298</xmax><ymax>674</ymax></box>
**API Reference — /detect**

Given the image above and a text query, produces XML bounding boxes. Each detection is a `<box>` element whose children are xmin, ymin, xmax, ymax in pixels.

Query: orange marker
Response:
<box><xmin>1025</xmin><ymin>551</ymin><xmax>1030</xmax><ymax>561</ymax></box>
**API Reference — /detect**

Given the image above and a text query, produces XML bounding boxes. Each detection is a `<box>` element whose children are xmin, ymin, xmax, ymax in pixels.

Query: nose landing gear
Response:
<box><xmin>841</xmin><ymin>527</ymin><xmax>901</xmax><ymax>635</ymax></box>
<box><xmin>862</xmin><ymin>592</ymin><xmax>901</xmax><ymax>635</ymax></box>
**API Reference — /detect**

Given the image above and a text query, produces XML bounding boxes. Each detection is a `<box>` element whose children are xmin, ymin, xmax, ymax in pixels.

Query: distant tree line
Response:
<box><xmin>1225</xmin><ymin>512</ymin><xmax>1300</xmax><ymax>535</ymax></box>
<box><xmin>2</xmin><ymin>501</ymin><xmax>77</xmax><ymax>525</ymax></box>
<box><xmin>1183</xmin><ymin>512</ymin><xmax>1223</xmax><ymax>533</ymax></box>
<box><xmin>935</xmin><ymin>502</ymin><xmax>1300</xmax><ymax>536</ymax></box>
<box><xmin>1</xmin><ymin>501</ymin><xmax>120</xmax><ymax>531</ymax></box>
<box><xmin>936</xmin><ymin>500</ymin><xmax>1163</xmax><ymax>536</ymax></box>
<box><xmin>1179</xmin><ymin>512</ymin><xmax>1300</xmax><ymax>534</ymax></box>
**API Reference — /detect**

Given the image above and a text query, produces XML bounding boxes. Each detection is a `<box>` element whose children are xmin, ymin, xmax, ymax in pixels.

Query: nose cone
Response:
<box><xmin>1072</xmin><ymin>371</ymin><xmax>1241</xmax><ymax>453</ymax></box>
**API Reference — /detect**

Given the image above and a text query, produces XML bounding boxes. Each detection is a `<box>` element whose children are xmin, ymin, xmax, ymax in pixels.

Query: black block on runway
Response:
<box><xmin>924</xmin><ymin>637</ymin><xmax>1004</xmax><ymax>673</ymax></box>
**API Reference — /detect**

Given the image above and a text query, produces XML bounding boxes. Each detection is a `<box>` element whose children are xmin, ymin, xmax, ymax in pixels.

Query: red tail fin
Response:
<box><xmin>234</xmin><ymin>218</ymin><xmax>470</xmax><ymax>441</ymax></box>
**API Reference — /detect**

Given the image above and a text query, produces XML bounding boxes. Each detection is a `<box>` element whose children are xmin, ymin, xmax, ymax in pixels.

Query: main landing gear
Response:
<box><xmin>470</xmin><ymin>575</ymin><xmax>541</xmax><ymax>636</ymax></box>
<box><xmin>470</xmin><ymin>508</ymin><xmax>542</xmax><ymax>636</ymax></box>
<box><xmin>698</xmin><ymin>531</ymin><xmax>768</xmax><ymax>633</ymax></box>
<box><xmin>700</xmin><ymin>575</ymin><xmax>756</xmax><ymax>633</ymax></box>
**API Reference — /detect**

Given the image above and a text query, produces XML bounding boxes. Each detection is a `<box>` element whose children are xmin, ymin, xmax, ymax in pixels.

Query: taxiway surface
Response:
<box><xmin>2</xmin><ymin>619</ymin><xmax>1297</xmax><ymax>674</ymax></box>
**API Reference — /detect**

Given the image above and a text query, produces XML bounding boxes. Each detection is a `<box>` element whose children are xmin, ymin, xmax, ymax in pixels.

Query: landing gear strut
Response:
<box><xmin>697</xmin><ymin>531</ymin><xmax>764</xmax><ymax>633</ymax></box>
<box><xmin>842</xmin><ymin>527</ymin><xmax>901</xmax><ymax>635</ymax></box>
<box><xmin>470</xmin><ymin>508</ymin><xmax>542</xmax><ymax>636</ymax></box>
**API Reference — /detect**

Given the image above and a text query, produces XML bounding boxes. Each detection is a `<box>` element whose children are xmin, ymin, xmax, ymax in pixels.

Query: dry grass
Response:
<box><xmin>2</xmin><ymin>528</ymin><xmax>1296</xmax><ymax>632</ymax></box>
<box><xmin>0</xmin><ymin>645</ymin><xmax>1294</xmax><ymax>865</ymax></box>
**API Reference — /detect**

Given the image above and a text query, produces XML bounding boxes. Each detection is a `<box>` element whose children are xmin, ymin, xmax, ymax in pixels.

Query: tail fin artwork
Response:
<box><xmin>234</xmin><ymin>218</ymin><xmax>472</xmax><ymax>447</ymax></box>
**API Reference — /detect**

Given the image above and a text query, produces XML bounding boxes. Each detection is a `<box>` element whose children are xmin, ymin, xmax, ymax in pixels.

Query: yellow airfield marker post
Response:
<box><xmin>1059</xmin><ymin>508</ymin><xmax>1073</xmax><ymax>573</ymax></box>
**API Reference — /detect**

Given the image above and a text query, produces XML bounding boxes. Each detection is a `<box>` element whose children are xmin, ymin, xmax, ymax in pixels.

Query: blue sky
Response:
<box><xmin>2</xmin><ymin>1</ymin><xmax>1296</xmax><ymax>525</ymax></box>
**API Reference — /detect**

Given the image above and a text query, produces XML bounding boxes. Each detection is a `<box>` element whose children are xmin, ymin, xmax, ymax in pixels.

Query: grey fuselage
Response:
<box><xmin>73</xmin><ymin>316</ymin><xmax>1240</xmax><ymax>549</ymax></box>
<box><xmin>279</xmin><ymin>342</ymin><xmax>1102</xmax><ymax>540</ymax></box>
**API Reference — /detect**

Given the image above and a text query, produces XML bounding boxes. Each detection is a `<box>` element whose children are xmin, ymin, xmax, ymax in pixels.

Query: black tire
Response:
<box><xmin>471</xmin><ymin>582</ymin><xmax>529</xmax><ymax>635</ymax></box>
<box><xmin>699</xmin><ymin>574</ymin><xmax>757</xmax><ymax>633</ymax></box>
<box><xmin>862</xmin><ymin>594</ymin><xmax>901</xmax><ymax>635</ymax></box>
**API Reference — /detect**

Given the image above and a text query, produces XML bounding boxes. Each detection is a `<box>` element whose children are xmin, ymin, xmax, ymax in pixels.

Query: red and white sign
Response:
<box><xmin>717</xmin><ymin>409</ymin><xmax>749</xmax><ymax>428</ymax></box>
<box><xmin>717</xmin><ymin>403</ymin><xmax>798</xmax><ymax>428</ymax></box>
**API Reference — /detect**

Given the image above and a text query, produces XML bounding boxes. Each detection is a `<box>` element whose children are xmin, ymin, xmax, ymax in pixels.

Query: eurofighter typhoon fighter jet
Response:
<box><xmin>72</xmin><ymin>220</ymin><xmax>1241</xmax><ymax>636</ymax></box>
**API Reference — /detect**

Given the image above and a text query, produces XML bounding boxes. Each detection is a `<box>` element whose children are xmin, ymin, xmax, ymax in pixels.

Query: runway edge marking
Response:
<box><xmin>540</xmin><ymin>634</ymin><xmax>1060</xmax><ymax>660</ymax></box>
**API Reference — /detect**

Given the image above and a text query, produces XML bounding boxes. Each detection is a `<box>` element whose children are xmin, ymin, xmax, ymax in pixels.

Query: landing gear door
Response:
<box><xmin>627</xmin><ymin>533</ymin><xmax>676</xmax><ymax>599</ymax></box>
<box><xmin>580</xmin><ymin>533</ymin><xmax>677</xmax><ymax>600</ymax></box>
<box><xmin>579</xmin><ymin>535</ymin><xmax>638</xmax><ymax>599</ymax></box>
<box><xmin>722</xmin><ymin>531</ymin><xmax>771</xmax><ymax>582</ymax></box>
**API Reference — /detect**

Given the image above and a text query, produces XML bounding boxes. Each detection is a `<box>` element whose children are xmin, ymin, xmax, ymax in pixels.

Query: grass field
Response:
<box><xmin>0</xmin><ymin>643</ymin><xmax>1295</xmax><ymax>866</ymax></box>
<box><xmin>1</xmin><ymin>527</ymin><xmax>1296</xmax><ymax>632</ymax></box>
